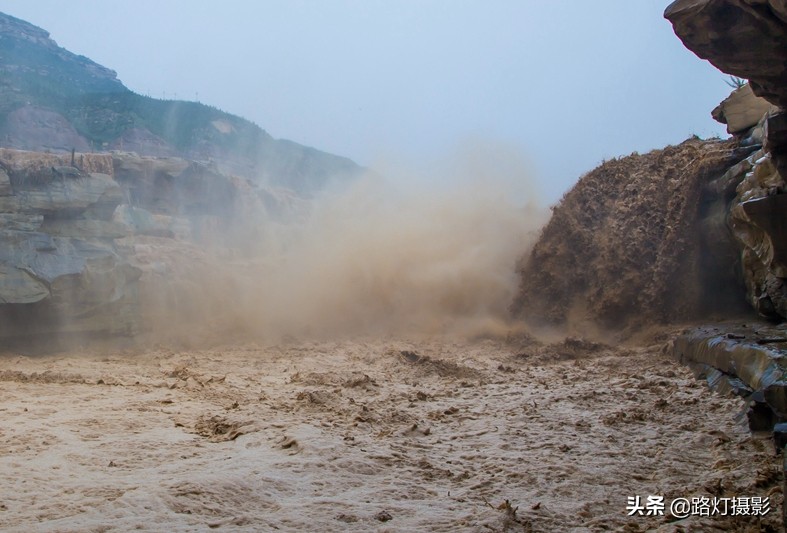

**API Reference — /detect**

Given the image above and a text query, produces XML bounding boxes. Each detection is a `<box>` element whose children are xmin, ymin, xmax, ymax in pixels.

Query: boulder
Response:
<box><xmin>712</xmin><ymin>84</ymin><xmax>775</xmax><ymax>134</ymax></box>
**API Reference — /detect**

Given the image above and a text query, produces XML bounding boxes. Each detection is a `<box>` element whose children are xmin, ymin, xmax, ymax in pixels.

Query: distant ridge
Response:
<box><xmin>0</xmin><ymin>11</ymin><xmax>361</xmax><ymax>193</ymax></box>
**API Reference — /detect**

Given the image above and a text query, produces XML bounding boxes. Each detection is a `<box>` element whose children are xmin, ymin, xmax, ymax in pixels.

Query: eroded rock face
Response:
<box><xmin>673</xmin><ymin>324</ymin><xmax>787</xmax><ymax>426</ymax></box>
<box><xmin>712</xmin><ymin>84</ymin><xmax>775</xmax><ymax>134</ymax></box>
<box><xmin>0</xmin><ymin>172</ymin><xmax>123</xmax><ymax>215</ymax></box>
<box><xmin>665</xmin><ymin>0</ymin><xmax>787</xmax><ymax>108</ymax></box>
<box><xmin>728</xmin><ymin>149</ymin><xmax>787</xmax><ymax>319</ymax></box>
<box><xmin>0</xmin><ymin>148</ymin><xmax>295</xmax><ymax>341</ymax></box>
<box><xmin>664</xmin><ymin>0</ymin><xmax>787</xmax><ymax>323</ymax></box>
<box><xmin>0</xmin><ymin>151</ymin><xmax>141</xmax><ymax>337</ymax></box>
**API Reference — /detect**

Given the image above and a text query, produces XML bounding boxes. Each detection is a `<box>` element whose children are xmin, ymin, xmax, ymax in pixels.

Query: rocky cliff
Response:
<box><xmin>0</xmin><ymin>12</ymin><xmax>367</xmax><ymax>345</ymax></box>
<box><xmin>661</xmin><ymin>3</ymin><xmax>787</xmax><ymax>431</ymax></box>
<box><xmin>0</xmin><ymin>150</ymin><xmax>135</xmax><ymax>340</ymax></box>
<box><xmin>0</xmin><ymin>12</ymin><xmax>362</xmax><ymax>194</ymax></box>
<box><xmin>666</xmin><ymin>0</ymin><xmax>787</xmax><ymax>322</ymax></box>
<box><xmin>512</xmin><ymin>1</ymin><xmax>787</xmax><ymax>331</ymax></box>
<box><xmin>0</xmin><ymin>147</ymin><xmax>303</xmax><ymax>344</ymax></box>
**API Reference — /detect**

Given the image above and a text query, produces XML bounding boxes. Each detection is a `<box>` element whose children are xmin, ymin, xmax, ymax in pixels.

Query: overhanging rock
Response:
<box><xmin>665</xmin><ymin>0</ymin><xmax>787</xmax><ymax>108</ymax></box>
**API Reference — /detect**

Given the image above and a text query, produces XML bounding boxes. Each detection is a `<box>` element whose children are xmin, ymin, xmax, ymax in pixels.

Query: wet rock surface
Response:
<box><xmin>674</xmin><ymin>323</ymin><xmax>787</xmax><ymax>427</ymax></box>
<box><xmin>664</xmin><ymin>2</ymin><xmax>787</xmax><ymax>325</ymax></box>
<box><xmin>729</xmin><ymin>149</ymin><xmax>787</xmax><ymax>320</ymax></box>
<box><xmin>665</xmin><ymin>1</ymin><xmax>787</xmax><ymax>318</ymax></box>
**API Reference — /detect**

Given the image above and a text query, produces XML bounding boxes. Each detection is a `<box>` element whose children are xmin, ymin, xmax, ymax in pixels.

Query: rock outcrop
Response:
<box><xmin>666</xmin><ymin>0</ymin><xmax>787</xmax><ymax>323</ymax></box>
<box><xmin>665</xmin><ymin>0</ymin><xmax>787</xmax><ymax>193</ymax></box>
<box><xmin>728</xmin><ymin>149</ymin><xmax>787</xmax><ymax>318</ymax></box>
<box><xmin>0</xmin><ymin>148</ymin><xmax>298</xmax><ymax>343</ymax></box>
<box><xmin>649</xmin><ymin>2</ymin><xmax>787</xmax><ymax>439</ymax></box>
<box><xmin>0</xmin><ymin>12</ymin><xmax>365</xmax><ymax>344</ymax></box>
<box><xmin>712</xmin><ymin>84</ymin><xmax>775</xmax><ymax>135</ymax></box>
<box><xmin>0</xmin><ymin>150</ymin><xmax>139</xmax><ymax>339</ymax></box>
<box><xmin>674</xmin><ymin>324</ymin><xmax>787</xmax><ymax>429</ymax></box>
<box><xmin>665</xmin><ymin>0</ymin><xmax>787</xmax><ymax>108</ymax></box>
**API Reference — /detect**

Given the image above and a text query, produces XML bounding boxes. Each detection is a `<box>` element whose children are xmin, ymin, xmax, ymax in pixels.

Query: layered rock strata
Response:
<box><xmin>674</xmin><ymin>324</ymin><xmax>787</xmax><ymax>430</ymax></box>
<box><xmin>0</xmin><ymin>148</ymin><xmax>288</xmax><ymax>342</ymax></box>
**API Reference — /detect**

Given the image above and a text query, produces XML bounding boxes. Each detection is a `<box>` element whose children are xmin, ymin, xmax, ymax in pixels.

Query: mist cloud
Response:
<box><xmin>138</xmin><ymin>145</ymin><xmax>547</xmax><ymax>344</ymax></box>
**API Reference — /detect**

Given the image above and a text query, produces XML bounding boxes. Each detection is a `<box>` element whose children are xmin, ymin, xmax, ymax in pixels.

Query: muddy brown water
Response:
<box><xmin>0</xmin><ymin>336</ymin><xmax>780</xmax><ymax>532</ymax></box>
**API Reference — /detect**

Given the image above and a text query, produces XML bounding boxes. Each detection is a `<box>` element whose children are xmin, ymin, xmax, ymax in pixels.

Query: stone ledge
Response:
<box><xmin>673</xmin><ymin>323</ymin><xmax>787</xmax><ymax>426</ymax></box>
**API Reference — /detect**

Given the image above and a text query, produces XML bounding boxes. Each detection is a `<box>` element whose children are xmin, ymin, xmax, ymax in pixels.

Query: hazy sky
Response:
<box><xmin>0</xmin><ymin>1</ymin><xmax>729</xmax><ymax>201</ymax></box>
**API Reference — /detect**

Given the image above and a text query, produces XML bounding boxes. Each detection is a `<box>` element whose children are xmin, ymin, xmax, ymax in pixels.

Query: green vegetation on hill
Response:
<box><xmin>0</xmin><ymin>21</ymin><xmax>269</xmax><ymax>151</ymax></box>
<box><xmin>0</xmin><ymin>12</ymin><xmax>256</xmax><ymax>140</ymax></box>
<box><xmin>0</xmin><ymin>11</ymin><xmax>360</xmax><ymax>191</ymax></box>
<box><xmin>60</xmin><ymin>92</ymin><xmax>269</xmax><ymax>151</ymax></box>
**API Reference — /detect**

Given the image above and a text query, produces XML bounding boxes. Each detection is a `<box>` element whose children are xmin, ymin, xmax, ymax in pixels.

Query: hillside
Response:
<box><xmin>0</xmin><ymin>12</ymin><xmax>361</xmax><ymax>193</ymax></box>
